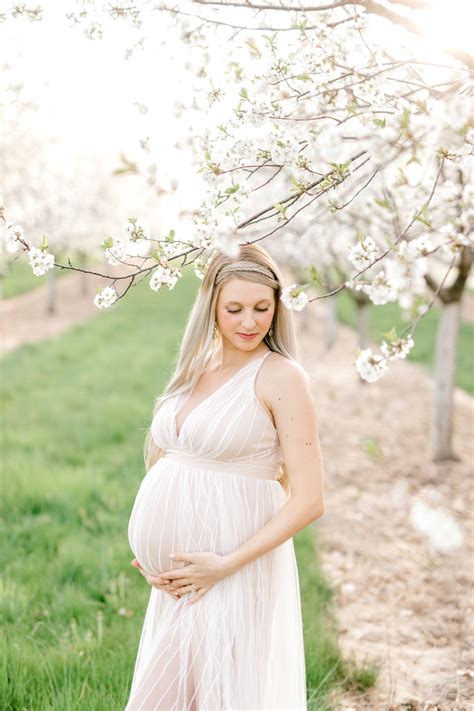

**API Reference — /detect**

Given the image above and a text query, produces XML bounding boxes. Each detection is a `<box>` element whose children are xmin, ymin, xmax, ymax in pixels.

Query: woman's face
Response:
<box><xmin>215</xmin><ymin>278</ymin><xmax>275</xmax><ymax>352</ymax></box>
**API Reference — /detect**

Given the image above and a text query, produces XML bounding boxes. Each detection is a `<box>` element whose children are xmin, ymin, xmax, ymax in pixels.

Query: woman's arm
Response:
<box><xmin>224</xmin><ymin>356</ymin><xmax>325</xmax><ymax>576</ymax></box>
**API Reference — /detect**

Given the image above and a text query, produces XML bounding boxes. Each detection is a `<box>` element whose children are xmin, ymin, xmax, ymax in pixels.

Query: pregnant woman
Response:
<box><xmin>126</xmin><ymin>243</ymin><xmax>325</xmax><ymax>710</ymax></box>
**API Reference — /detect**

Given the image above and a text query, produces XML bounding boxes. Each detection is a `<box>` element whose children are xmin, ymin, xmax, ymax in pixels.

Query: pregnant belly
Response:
<box><xmin>128</xmin><ymin>457</ymin><xmax>281</xmax><ymax>577</ymax></box>
<box><xmin>128</xmin><ymin>464</ymin><xmax>184</xmax><ymax>576</ymax></box>
<box><xmin>128</xmin><ymin>460</ymin><xmax>225</xmax><ymax>577</ymax></box>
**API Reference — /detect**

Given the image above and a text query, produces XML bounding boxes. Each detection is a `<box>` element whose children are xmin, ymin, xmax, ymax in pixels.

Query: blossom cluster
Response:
<box><xmin>355</xmin><ymin>334</ymin><xmax>415</xmax><ymax>383</ymax></box>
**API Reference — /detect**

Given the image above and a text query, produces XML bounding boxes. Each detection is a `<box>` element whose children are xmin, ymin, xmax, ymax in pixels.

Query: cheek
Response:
<box><xmin>219</xmin><ymin>312</ymin><xmax>239</xmax><ymax>330</ymax></box>
<box><xmin>259</xmin><ymin>308</ymin><xmax>274</xmax><ymax>326</ymax></box>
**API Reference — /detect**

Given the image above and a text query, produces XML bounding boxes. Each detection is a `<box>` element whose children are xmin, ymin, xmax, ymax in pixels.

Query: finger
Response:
<box><xmin>159</xmin><ymin>564</ymin><xmax>194</xmax><ymax>581</ymax></box>
<box><xmin>187</xmin><ymin>586</ymin><xmax>209</xmax><ymax>605</ymax></box>
<box><xmin>167</xmin><ymin>578</ymin><xmax>192</xmax><ymax>590</ymax></box>
<box><xmin>147</xmin><ymin>575</ymin><xmax>174</xmax><ymax>587</ymax></box>
<box><xmin>172</xmin><ymin>584</ymin><xmax>196</xmax><ymax>595</ymax></box>
<box><xmin>150</xmin><ymin>579</ymin><xmax>181</xmax><ymax>593</ymax></box>
<box><xmin>165</xmin><ymin>590</ymin><xmax>181</xmax><ymax>601</ymax></box>
<box><xmin>168</xmin><ymin>553</ymin><xmax>196</xmax><ymax>564</ymax></box>
<box><xmin>132</xmin><ymin>560</ymin><xmax>156</xmax><ymax>580</ymax></box>
<box><xmin>147</xmin><ymin>578</ymin><xmax>180</xmax><ymax>599</ymax></box>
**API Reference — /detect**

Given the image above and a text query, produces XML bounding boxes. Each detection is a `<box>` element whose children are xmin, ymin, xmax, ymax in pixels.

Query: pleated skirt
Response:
<box><xmin>126</xmin><ymin>454</ymin><xmax>307</xmax><ymax>710</ymax></box>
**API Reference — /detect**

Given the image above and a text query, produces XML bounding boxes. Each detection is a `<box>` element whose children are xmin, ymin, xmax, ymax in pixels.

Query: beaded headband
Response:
<box><xmin>215</xmin><ymin>260</ymin><xmax>277</xmax><ymax>285</ymax></box>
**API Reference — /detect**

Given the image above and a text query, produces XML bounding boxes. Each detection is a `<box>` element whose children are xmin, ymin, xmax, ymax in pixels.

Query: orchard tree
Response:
<box><xmin>1</xmin><ymin>0</ymin><xmax>472</xmax><ymax>461</ymax></box>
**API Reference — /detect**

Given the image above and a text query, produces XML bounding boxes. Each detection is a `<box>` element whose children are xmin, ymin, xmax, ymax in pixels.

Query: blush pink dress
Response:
<box><xmin>126</xmin><ymin>350</ymin><xmax>307</xmax><ymax>710</ymax></box>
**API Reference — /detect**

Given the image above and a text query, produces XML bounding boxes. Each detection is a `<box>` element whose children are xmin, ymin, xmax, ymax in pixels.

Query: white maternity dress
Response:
<box><xmin>126</xmin><ymin>350</ymin><xmax>307</xmax><ymax>710</ymax></box>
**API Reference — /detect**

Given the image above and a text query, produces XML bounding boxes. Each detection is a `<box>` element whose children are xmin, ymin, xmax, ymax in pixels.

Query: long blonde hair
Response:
<box><xmin>143</xmin><ymin>243</ymin><xmax>302</xmax><ymax>494</ymax></box>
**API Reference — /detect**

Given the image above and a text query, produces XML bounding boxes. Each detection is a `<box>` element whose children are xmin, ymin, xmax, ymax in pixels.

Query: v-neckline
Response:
<box><xmin>174</xmin><ymin>350</ymin><xmax>271</xmax><ymax>441</ymax></box>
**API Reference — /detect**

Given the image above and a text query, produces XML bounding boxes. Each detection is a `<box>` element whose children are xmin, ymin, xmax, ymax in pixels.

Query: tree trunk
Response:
<box><xmin>47</xmin><ymin>266</ymin><xmax>56</xmax><ymax>315</ymax></box>
<box><xmin>357</xmin><ymin>301</ymin><xmax>370</xmax><ymax>350</ymax></box>
<box><xmin>324</xmin><ymin>295</ymin><xmax>337</xmax><ymax>350</ymax></box>
<box><xmin>431</xmin><ymin>300</ymin><xmax>462</xmax><ymax>462</ymax></box>
<box><xmin>79</xmin><ymin>251</ymin><xmax>89</xmax><ymax>297</ymax></box>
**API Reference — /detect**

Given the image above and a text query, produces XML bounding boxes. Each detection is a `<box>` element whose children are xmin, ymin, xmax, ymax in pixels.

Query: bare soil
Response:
<box><xmin>297</xmin><ymin>305</ymin><xmax>474</xmax><ymax>711</ymax></box>
<box><xmin>0</xmin><ymin>263</ymin><xmax>133</xmax><ymax>356</ymax></box>
<box><xmin>2</xmin><ymin>269</ymin><xmax>473</xmax><ymax>710</ymax></box>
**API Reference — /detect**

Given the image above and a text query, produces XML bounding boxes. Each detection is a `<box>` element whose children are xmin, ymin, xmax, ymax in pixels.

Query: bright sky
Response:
<box><xmin>418</xmin><ymin>0</ymin><xmax>473</xmax><ymax>55</ymax></box>
<box><xmin>2</xmin><ymin>0</ymin><xmax>471</xmax><ymax>239</ymax></box>
<box><xmin>6</xmin><ymin>0</ymin><xmax>471</xmax><ymax>149</ymax></box>
<box><xmin>2</xmin><ymin>1</ymin><xmax>205</xmax><ymax>236</ymax></box>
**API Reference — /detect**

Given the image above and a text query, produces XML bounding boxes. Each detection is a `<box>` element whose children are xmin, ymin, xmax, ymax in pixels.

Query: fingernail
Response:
<box><xmin>169</xmin><ymin>553</ymin><xmax>176</xmax><ymax>559</ymax></box>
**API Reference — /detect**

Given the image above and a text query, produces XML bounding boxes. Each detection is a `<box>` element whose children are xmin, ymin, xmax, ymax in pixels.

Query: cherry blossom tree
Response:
<box><xmin>1</xmin><ymin>1</ymin><xmax>472</xmax><ymax>462</ymax></box>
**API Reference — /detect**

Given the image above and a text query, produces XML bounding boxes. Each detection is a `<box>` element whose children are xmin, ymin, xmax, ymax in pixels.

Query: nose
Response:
<box><xmin>241</xmin><ymin>311</ymin><xmax>257</xmax><ymax>329</ymax></box>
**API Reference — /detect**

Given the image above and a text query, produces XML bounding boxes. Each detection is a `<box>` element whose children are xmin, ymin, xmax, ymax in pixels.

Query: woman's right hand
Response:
<box><xmin>131</xmin><ymin>559</ymin><xmax>181</xmax><ymax>601</ymax></box>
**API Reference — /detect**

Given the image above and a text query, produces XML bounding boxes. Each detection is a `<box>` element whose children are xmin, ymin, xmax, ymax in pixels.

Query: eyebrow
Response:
<box><xmin>224</xmin><ymin>299</ymin><xmax>271</xmax><ymax>306</ymax></box>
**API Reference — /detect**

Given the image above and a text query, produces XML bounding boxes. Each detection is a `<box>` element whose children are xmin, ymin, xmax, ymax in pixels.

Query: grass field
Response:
<box><xmin>335</xmin><ymin>289</ymin><xmax>474</xmax><ymax>395</ymax></box>
<box><xmin>1</xmin><ymin>253</ymin><xmax>102</xmax><ymax>300</ymax></box>
<box><xmin>0</xmin><ymin>269</ymin><xmax>367</xmax><ymax>710</ymax></box>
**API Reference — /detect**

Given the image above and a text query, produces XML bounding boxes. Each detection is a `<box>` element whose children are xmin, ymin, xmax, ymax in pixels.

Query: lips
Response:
<box><xmin>237</xmin><ymin>333</ymin><xmax>258</xmax><ymax>338</ymax></box>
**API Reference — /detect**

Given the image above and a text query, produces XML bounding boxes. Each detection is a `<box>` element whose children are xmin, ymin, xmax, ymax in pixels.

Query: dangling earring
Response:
<box><xmin>212</xmin><ymin>320</ymin><xmax>218</xmax><ymax>340</ymax></box>
<box><xmin>268</xmin><ymin>323</ymin><xmax>274</xmax><ymax>338</ymax></box>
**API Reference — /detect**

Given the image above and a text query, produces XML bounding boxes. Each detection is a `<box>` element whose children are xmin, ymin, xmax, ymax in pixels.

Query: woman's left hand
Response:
<box><xmin>152</xmin><ymin>551</ymin><xmax>236</xmax><ymax>604</ymax></box>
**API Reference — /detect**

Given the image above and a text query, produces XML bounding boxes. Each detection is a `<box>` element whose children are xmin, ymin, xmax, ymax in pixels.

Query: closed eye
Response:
<box><xmin>227</xmin><ymin>308</ymin><xmax>269</xmax><ymax>314</ymax></box>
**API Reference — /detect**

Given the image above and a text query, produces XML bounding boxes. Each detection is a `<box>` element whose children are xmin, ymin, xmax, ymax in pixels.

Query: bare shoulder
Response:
<box><xmin>261</xmin><ymin>351</ymin><xmax>310</xmax><ymax>389</ymax></box>
<box><xmin>256</xmin><ymin>351</ymin><xmax>313</xmax><ymax>425</ymax></box>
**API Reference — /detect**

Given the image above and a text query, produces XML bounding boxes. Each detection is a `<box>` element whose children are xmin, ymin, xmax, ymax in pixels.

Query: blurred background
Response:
<box><xmin>1</xmin><ymin>2</ymin><xmax>473</xmax><ymax>709</ymax></box>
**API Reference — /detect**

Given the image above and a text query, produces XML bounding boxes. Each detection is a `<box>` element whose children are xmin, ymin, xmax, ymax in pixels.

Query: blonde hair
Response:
<box><xmin>143</xmin><ymin>243</ymin><xmax>302</xmax><ymax>495</ymax></box>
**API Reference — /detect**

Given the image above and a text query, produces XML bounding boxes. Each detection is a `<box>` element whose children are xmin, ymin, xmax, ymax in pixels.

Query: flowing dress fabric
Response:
<box><xmin>126</xmin><ymin>351</ymin><xmax>307</xmax><ymax>710</ymax></box>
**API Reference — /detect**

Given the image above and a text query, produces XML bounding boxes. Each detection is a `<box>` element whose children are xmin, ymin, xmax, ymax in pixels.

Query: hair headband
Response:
<box><xmin>215</xmin><ymin>260</ymin><xmax>277</xmax><ymax>285</ymax></box>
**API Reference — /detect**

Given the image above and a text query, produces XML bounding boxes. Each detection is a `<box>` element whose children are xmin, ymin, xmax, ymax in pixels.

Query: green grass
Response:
<box><xmin>335</xmin><ymin>289</ymin><xmax>474</xmax><ymax>395</ymax></box>
<box><xmin>0</xmin><ymin>269</ymin><xmax>364</xmax><ymax>710</ymax></box>
<box><xmin>296</xmin><ymin>527</ymin><xmax>379</xmax><ymax>709</ymax></box>
<box><xmin>1</xmin><ymin>252</ymin><xmax>102</xmax><ymax>300</ymax></box>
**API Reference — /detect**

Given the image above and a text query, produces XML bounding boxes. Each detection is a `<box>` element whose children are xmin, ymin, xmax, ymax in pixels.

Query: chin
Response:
<box><xmin>233</xmin><ymin>337</ymin><xmax>262</xmax><ymax>348</ymax></box>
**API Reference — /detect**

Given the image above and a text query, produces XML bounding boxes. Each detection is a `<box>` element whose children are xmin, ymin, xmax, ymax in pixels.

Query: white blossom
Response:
<box><xmin>105</xmin><ymin>239</ymin><xmax>128</xmax><ymax>266</ymax></box>
<box><xmin>348</xmin><ymin>236</ymin><xmax>380</xmax><ymax>271</ymax></box>
<box><xmin>365</xmin><ymin>269</ymin><xmax>398</xmax><ymax>305</ymax></box>
<box><xmin>2</xmin><ymin>221</ymin><xmax>23</xmax><ymax>254</ymax></box>
<box><xmin>93</xmin><ymin>285</ymin><xmax>118</xmax><ymax>309</ymax></box>
<box><xmin>214</xmin><ymin>231</ymin><xmax>240</xmax><ymax>257</ymax></box>
<box><xmin>123</xmin><ymin>217</ymin><xmax>150</xmax><ymax>243</ymax></box>
<box><xmin>149</xmin><ymin>264</ymin><xmax>182</xmax><ymax>292</ymax></box>
<box><xmin>281</xmin><ymin>284</ymin><xmax>309</xmax><ymax>311</ymax></box>
<box><xmin>355</xmin><ymin>348</ymin><xmax>388</xmax><ymax>382</ymax></box>
<box><xmin>28</xmin><ymin>246</ymin><xmax>55</xmax><ymax>276</ymax></box>
<box><xmin>380</xmin><ymin>335</ymin><xmax>414</xmax><ymax>360</ymax></box>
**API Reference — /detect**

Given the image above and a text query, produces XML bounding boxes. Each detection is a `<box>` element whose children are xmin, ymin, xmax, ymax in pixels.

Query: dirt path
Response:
<box><xmin>2</xmin><ymin>270</ymin><xmax>473</xmax><ymax>710</ymax></box>
<box><xmin>0</xmin><ymin>263</ymin><xmax>133</xmax><ymax>356</ymax></box>
<box><xmin>297</xmin><ymin>304</ymin><xmax>474</xmax><ymax>710</ymax></box>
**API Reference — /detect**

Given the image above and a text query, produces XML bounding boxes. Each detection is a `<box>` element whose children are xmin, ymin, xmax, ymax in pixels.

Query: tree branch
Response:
<box><xmin>191</xmin><ymin>0</ymin><xmax>474</xmax><ymax>71</ymax></box>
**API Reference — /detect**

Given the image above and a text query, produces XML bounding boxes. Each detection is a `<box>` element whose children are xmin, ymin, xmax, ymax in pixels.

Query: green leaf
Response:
<box><xmin>273</xmin><ymin>202</ymin><xmax>287</xmax><ymax>216</ymax></box>
<box><xmin>414</xmin><ymin>203</ymin><xmax>431</xmax><ymax>228</ymax></box>
<box><xmin>374</xmin><ymin>198</ymin><xmax>392</xmax><ymax>210</ymax></box>
<box><xmin>361</xmin><ymin>437</ymin><xmax>382</xmax><ymax>459</ymax></box>
<box><xmin>380</xmin><ymin>326</ymin><xmax>397</xmax><ymax>341</ymax></box>
<box><xmin>245</xmin><ymin>37</ymin><xmax>261</xmax><ymax>58</ymax></box>
<box><xmin>308</xmin><ymin>265</ymin><xmax>322</xmax><ymax>286</ymax></box>
<box><xmin>400</xmin><ymin>108</ymin><xmax>410</xmax><ymax>130</ymax></box>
